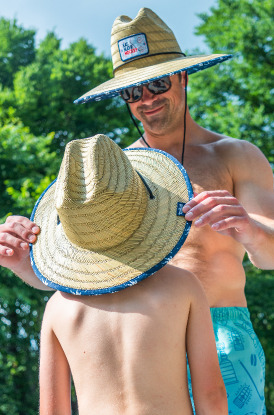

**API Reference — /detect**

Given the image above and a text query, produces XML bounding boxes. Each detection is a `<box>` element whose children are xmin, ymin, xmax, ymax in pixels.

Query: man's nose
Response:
<box><xmin>141</xmin><ymin>86</ymin><xmax>156</xmax><ymax>102</ymax></box>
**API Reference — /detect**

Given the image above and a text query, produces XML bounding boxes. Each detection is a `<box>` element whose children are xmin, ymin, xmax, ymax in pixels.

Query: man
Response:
<box><xmin>0</xmin><ymin>7</ymin><xmax>272</xmax><ymax>414</ymax></box>
<box><xmin>36</xmin><ymin>134</ymin><xmax>227</xmax><ymax>414</ymax></box>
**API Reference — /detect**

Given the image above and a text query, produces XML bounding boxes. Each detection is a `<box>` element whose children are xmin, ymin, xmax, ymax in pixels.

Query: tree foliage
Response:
<box><xmin>0</xmin><ymin>18</ymin><xmax>35</xmax><ymax>88</ymax></box>
<box><xmin>188</xmin><ymin>0</ymin><xmax>273</xmax><ymax>162</ymax></box>
<box><xmin>0</xmin><ymin>1</ymin><xmax>273</xmax><ymax>412</ymax></box>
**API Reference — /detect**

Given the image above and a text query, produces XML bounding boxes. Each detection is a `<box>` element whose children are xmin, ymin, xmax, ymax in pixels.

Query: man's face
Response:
<box><xmin>129</xmin><ymin>72</ymin><xmax>186</xmax><ymax>136</ymax></box>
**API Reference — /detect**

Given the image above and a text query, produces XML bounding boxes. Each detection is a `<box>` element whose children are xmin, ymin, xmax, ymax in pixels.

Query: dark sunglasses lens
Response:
<box><xmin>120</xmin><ymin>87</ymin><xmax>132</xmax><ymax>102</ymax></box>
<box><xmin>147</xmin><ymin>76</ymin><xmax>171</xmax><ymax>94</ymax></box>
<box><xmin>132</xmin><ymin>87</ymin><xmax>142</xmax><ymax>102</ymax></box>
<box><xmin>120</xmin><ymin>86</ymin><xmax>142</xmax><ymax>103</ymax></box>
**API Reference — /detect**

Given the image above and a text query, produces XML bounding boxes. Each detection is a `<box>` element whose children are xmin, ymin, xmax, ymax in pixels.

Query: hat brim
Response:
<box><xmin>30</xmin><ymin>148</ymin><xmax>193</xmax><ymax>295</ymax></box>
<box><xmin>74</xmin><ymin>54</ymin><xmax>232</xmax><ymax>104</ymax></box>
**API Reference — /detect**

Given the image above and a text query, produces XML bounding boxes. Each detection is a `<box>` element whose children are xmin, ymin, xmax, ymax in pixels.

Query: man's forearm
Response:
<box><xmin>245</xmin><ymin>216</ymin><xmax>274</xmax><ymax>269</ymax></box>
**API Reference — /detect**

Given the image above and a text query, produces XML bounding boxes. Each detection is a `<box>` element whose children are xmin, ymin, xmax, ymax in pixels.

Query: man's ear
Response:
<box><xmin>180</xmin><ymin>71</ymin><xmax>188</xmax><ymax>88</ymax></box>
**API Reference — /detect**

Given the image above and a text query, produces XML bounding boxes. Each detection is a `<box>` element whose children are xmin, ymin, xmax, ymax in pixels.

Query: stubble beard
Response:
<box><xmin>136</xmin><ymin>98</ymin><xmax>184</xmax><ymax>136</ymax></box>
<box><xmin>136</xmin><ymin>98</ymin><xmax>173</xmax><ymax>135</ymax></box>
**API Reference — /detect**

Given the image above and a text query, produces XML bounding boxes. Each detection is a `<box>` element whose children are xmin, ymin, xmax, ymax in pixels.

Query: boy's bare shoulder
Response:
<box><xmin>43</xmin><ymin>292</ymin><xmax>63</xmax><ymax>321</ymax></box>
<box><xmin>45</xmin><ymin>291</ymin><xmax>64</xmax><ymax>308</ymax></box>
<box><xmin>43</xmin><ymin>291</ymin><xmax>89</xmax><ymax>335</ymax></box>
<box><xmin>44</xmin><ymin>291</ymin><xmax>79</xmax><ymax>319</ymax></box>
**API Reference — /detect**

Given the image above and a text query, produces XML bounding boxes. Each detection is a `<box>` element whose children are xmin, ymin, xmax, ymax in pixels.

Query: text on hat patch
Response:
<box><xmin>118</xmin><ymin>33</ymin><xmax>149</xmax><ymax>62</ymax></box>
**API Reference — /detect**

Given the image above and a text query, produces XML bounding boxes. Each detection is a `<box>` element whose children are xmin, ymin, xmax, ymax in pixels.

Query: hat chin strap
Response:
<box><xmin>126</xmin><ymin>71</ymin><xmax>187</xmax><ymax>166</ymax></box>
<box><xmin>182</xmin><ymin>71</ymin><xmax>187</xmax><ymax>166</ymax></box>
<box><xmin>126</xmin><ymin>103</ymin><xmax>145</xmax><ymax>143</ymax></box>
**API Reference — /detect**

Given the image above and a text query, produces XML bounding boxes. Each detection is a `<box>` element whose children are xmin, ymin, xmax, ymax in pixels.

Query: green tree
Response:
<box><xmin>188</xmin><ymin>0</ymin><xmax>273</xmax><ymax>161</ymax></box>
<box><xmin>0</xmin><ymin>120</ymin><xmax>58</xmax><ymax>217</ymax></box>
<box><xmin>0</xmin><ymin>121</ymin><xmax>57</xmax><ymax>414</ymax></box>
<box><xmin>188</xmin><ymin>0</ymin><xmax>274</xmax><ymax>411</ymax></box>
<box><xmin>12</xmin><ymin>32</ymin><xmax>136</xmax><ymax>152</ymax></box>
<box><xmin>0</xmin><ymin>18</ymin><xmax>35</xmax><ymax>88</ymax></box>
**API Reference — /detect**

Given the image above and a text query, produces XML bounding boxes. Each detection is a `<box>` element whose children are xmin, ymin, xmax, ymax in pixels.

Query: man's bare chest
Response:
<box><xmin>184</xmin><ymin>150</ymin><xmax>234</xmax><ymax>195</ymax></box>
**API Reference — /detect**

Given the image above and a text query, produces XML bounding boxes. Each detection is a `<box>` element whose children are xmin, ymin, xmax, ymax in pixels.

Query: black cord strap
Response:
<box><xmin>181</xmin><ymin>71</ymin><xmax>187</xmax><ymax>166</ymax></box>
<box><xmin>126</xmin><ymin>104</ymin><xmax>146</xmax><ymax>143</ymax></box>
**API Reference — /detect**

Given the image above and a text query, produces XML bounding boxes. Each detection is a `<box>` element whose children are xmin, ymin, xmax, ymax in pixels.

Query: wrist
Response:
<box><xmin>245</xmin><ymin>217</ymin><xmax>274</xmax><ymax>269</ymax></box>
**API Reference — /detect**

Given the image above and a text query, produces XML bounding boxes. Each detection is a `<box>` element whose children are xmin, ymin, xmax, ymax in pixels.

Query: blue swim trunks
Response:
<box><xmin>188</xmin><ymin>307</ymin><xmax>266</xmax><ymax>415</ymax></box>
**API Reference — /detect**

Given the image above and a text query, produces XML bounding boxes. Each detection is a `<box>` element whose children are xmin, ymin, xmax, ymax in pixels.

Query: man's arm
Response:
<box><xmin>0</xmin><ymin>215</ymin><xmax>53</xmax><ymax>290</ymax></box>
<box><xmin>40</xmin><ymin>296</ymin><xmax>72</xmax><ymax>415</ymax></box>
<box><xmin>183</xmin><ymin>140</ymin><xmax>274</xmax><ymax>269</ymax></box>
<box><xmin>186</xmin><ymin>276</ymin><xmax>228</xmax><ymax>414</ymax></box>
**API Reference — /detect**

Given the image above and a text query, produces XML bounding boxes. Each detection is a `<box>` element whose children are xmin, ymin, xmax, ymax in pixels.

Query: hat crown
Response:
<box><xmin>55</xmin><ymin>135</ymin><xmax>148</xmax><ymax>251</ymax></box>
<box><xmin>111</xmin><ymin>7</ymin><xmax>183</xmax><ymax>75</ymax></box>
<box><xmin>31</xmin><ymin>134</ymin><xmax>193</xmax><ymax>295</ymax></box>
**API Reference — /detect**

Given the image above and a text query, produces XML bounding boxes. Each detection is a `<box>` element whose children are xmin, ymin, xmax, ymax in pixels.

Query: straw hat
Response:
<box><xmin>30</xmin><ymin>134</ymin><xmax>193</xmax><ymax>295</ymax></box>
<box><xmin>74</xmin><ymin>7</ymin><xmax>232</xmax><ymax>104</ymax></box>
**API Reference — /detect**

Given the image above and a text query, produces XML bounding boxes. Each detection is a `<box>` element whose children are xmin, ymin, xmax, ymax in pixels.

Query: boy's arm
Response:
<box><xmin>186</xmin><ymin>276</ymin><xmax>228</xmax><ymax>415</ymax></box>
<box><xmin>40</xmin><ymin>298</ymin><xmax>71</xmax><ymax>415</ymax></box>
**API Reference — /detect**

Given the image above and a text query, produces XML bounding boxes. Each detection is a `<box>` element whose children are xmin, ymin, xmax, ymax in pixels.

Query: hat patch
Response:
<box><xmin>118</xmin><ymin>33</ymin><xmax>149</xmax><ymax>62</ymax></box>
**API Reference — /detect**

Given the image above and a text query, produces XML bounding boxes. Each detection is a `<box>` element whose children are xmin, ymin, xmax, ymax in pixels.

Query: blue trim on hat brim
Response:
<box><xmin>30</xmin><ymin>147</ymin><xmax>193</xmax><ymax>296</ymax></box>
<box><xmin>74</xmin><ymin>54</ymin><xmax>232</xmax><ymax>104</ymax></box>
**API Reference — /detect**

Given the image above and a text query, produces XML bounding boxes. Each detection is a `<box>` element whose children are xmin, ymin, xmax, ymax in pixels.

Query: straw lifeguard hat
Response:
<box><xmin>74</xmin><ymin>7</ymin><xmax>232</xmax><ymax>104</ymax></box>
<box><xmin>30</xmin><ymin>135</ymin><xmax>193</xmax><ymax>295</ymax></box>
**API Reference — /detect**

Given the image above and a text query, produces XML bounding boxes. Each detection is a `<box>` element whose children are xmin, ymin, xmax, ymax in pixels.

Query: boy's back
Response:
<box><xmin>40</xmin><ymin>264</ymin><xmax>227</xmax><ymax>415</ymax></box>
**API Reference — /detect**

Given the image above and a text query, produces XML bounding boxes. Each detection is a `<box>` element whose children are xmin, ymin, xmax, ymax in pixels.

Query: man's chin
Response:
<box><xmin>142</xmin><ymin>114</ymin><xmax>170</xmax><ymax>132</ymax></box>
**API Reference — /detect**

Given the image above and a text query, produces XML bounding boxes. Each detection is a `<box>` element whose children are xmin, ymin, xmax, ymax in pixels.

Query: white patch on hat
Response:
<box><xmin>118</xmin><ymin>33</ymin><xmax>149</xmax><ymax>62</ymax></box>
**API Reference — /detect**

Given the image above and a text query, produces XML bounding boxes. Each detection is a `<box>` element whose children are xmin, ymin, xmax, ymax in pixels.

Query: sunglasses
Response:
<box><xmin>120</xmin><ymin>76</ymin><xmax>172</xmax><ymax>103</ymax></box>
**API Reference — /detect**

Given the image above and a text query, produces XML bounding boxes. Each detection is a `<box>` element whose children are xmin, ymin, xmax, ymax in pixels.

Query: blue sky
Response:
<box><xmin>0</xmin><ymin>0</ymin><xmax>217</xmax><ymax>56</ymax></box>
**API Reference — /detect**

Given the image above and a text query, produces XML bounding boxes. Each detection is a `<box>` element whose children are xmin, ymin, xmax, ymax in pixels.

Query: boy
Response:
<box><xmin>40</xmin><ymin>264</ymin><xmax>227</xmax><ymax>414</ymax></box>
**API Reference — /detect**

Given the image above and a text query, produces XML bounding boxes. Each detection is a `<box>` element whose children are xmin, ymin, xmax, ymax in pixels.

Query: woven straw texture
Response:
<box><xmin>74</xmin><ymin>8</ymin><xmax>232</xmax><ymax>104</ymax></box>
<box><xmin>30</xmin><ymin>135</ymin><xmax>192</xmax><ymax>294</ymax></box>
<box><xmin>111</xmin><ymin>8</ymin><xmax>182</xmax><ymax>72</ymax></box>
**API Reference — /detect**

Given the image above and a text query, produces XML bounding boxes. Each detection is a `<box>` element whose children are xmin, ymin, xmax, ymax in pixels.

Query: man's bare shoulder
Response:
<box><xmin>214</xmin><ymin>135</ymin><xmax>271</xmax><ymax>180</ymax></box>
<box><xmin>157</xmin><ymin>265</ymin><xmax>205</xmax><ymax>298</ymax></box>
<box><xmin>204</xmin><ymin>130</ymin><xmax>270</xmax><ymax>173</ymax></box>
<box><xmin>206</xmin><ymin>131</ymin><xmax>264</xmax><ymax>158</ymax></box>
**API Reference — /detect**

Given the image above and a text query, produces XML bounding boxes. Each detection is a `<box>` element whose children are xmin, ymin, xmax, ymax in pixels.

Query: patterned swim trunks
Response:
<box><xmin>188</xmin><ymin>307</ymin><xmax>266</xmax><ymax>415</ymax></box>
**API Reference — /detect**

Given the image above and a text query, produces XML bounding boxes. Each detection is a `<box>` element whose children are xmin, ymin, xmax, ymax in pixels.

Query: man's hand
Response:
<box><xmin>183</xmin><ymin>190</ymin><xmax>256</xmax><ymax>245</ymax></box>
<box><xmin>0</xmin><ymin>215</ymin><xmax>40</xmax><ymax>271</ymax></box>
<box><xmin>0</xmin><ymin>215</ymin><xmax>53</xmax><ymax>290</ymax></box>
